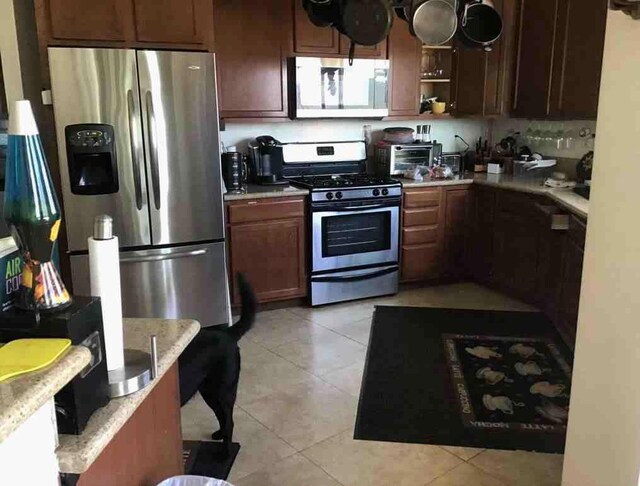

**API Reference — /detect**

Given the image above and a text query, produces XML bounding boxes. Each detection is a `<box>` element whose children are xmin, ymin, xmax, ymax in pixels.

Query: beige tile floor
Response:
<box><xmin>181</xmin><ymin>282</ymin><xmax>564</xmax><ymax>485</ymax></box>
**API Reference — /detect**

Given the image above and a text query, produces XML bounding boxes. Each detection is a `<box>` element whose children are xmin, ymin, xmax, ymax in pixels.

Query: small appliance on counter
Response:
<box><xmin>513</xmin><ymin>155</ymin><xmax>557</xmax><ymax>180</ymax></box>
<box><xmin>282</xmin><ymin>140</ymin><xmax>401</xmax><ymax>306</ymax></box>
<box><xmin>248</xmin><ymin>136</ymin><xmax>289</xmax><ymax>185</ymax></box>
<box><xmin>222</xmin><ymin>151</ymin><xmax>248</xmax><ymax>193</ymax></box>
<box><xmin>374</xmin><ymin>140</ymin><xmax>443</xmax><ymax>176</ymax></box>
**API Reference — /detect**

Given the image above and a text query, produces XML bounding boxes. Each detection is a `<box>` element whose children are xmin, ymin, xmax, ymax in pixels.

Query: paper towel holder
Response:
<box><xmin>107</xmin><ymin>335</ymin><xmax>158</xmax><ymax>398</ymax></box>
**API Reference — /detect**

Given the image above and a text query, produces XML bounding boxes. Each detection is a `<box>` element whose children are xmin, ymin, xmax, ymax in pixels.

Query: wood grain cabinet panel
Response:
<box><xmin>388</xmin><ymin>19</ymin><xmax>421</xmax><ymax>116</ymax></box>
<box><xmin>403</xmin><ymin>226</ymin><xmax>439</xmax><ymax>246</ymax></box>
<box><xmin>293</xmin><ymin>1</ymin><xmax>340</xmax><ymax>54</ymax></box>
<box><xmin>214</xmin><ymin>0</ymin><xmax>290</xmax><ymax>117</ymax></box>
<box><xmin>558</xmin><ymin>233</ymin><xmax>584</xmax><ymax>347</ymax></box>
<box><xmin>549</xmin><ymin>0</ymin><xmax>607</xmax><ymax>118</ymax></box>
<box><xmin>46</xmin><ymin>0</ymin><xmax>133</xmax><ymax>42</ymax></box>
<box><xmin>404</xmin><ymin>188</ymin><xmax>441</xmax><ymax>208</ymax></box>
<box><xmin>401</xmin><ymin>244</ymin><xmax>441</xmax><ymax>282</ymax></box>
<box><xmin>468</xmin><ymin>186</ymin><xmax>496</xmax><ymax>284</ymax></box>
<box><xmin>132</xmin><ymin>0</ymin><xmax>212</xmax><ymax>46</ymax></box>
<box><xmin>444</xmin><ymin>187</ymin><xmax>471</xmax><ymax>278</ymax></box>
<box><xmin>512</xmin><ymin>0</ymin><xmax>559</xmax><ymax>117</ymax></box>
<box><xmin>339</xmin><ymin>35</ymin><xmax>387</xmax><ymax>59</ymax></box>
<box><xmin>403</xmin><ymin>207</ymin><xmax>440</xmax><ymax>227</ymax></box>
<box><xmin>77</xmin><ymin>365</ymin><xmax>183</xmax><ymax>486</ymax></box>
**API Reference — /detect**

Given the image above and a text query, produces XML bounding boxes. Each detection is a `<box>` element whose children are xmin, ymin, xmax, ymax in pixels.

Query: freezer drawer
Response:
<box><xmin>71</xmin><ymin>242</ymin><xmax>230</xmax><ymax>327</ymax></box>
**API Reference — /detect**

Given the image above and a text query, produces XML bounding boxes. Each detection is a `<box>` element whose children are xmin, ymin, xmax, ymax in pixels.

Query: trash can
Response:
<box><xmin>157</xmin><ymin>476</ymin><xmax>233</xmax><ymax>486</ymax></box>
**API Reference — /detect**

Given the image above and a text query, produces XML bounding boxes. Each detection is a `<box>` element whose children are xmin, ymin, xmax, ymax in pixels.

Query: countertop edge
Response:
<box><xmin>0</xmin><ymin>346</ymin><xmax>92</xmax><ymax>443</ymax></box>
<box><xmin>56</xmin><ymin>319</ymin><xmax>200</xmax><ymax>474</ymax></box>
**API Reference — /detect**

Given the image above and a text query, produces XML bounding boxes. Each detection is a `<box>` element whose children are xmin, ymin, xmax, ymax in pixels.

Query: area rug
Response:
<box><xmin>183</xmin><ymin>441</ymin><xmax>240</xmax><ymax>480</ymax></box>
<box><xmin>354</xmin><ymin>306</ymin><xmax>573</xmax><ymax>453</ymax></box>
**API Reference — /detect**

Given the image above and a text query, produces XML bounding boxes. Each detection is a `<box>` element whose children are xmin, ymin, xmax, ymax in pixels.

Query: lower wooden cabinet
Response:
<box><xmin>468</xmin><ymin>185</ymin><xmax>497</xmax><ymax>285</ymax></box>
<box><xmin>443</xmin><ymin>186</ymin><xmax>472</xmax><ymax>279</ymax></box>
<box><xmin>557</xmin><ymin>216</ymin><xmax>586</xmax><ymax>346</ymax></box>
<box><xmin>400</xmin><ymin>187</ymin><xmax>444</xmax><ymax>282</ymax></box>
<box><xmin>227</xmin><ymin>197</ymin><xmax>307</xmax><ymax>304</ymax></box>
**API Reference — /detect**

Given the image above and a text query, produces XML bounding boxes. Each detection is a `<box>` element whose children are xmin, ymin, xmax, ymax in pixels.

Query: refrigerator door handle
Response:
<box><xmin>120</xmin><ymin>248</ymin><xmax>208</xmax><ymax>264</ymax></box>
<box><xmin>127</xmin><ymin>89</ymin><xmax>144</xmax><ymax>210</ymax></box>
<box><xmin>146</xmin><ymin>91</ymin><xmax>161</xmax><ymax>211</ymax></box>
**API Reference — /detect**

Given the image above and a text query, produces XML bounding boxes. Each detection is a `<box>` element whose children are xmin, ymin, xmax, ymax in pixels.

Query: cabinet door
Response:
<box><xmin>229</xmin><ymin>219</ymin><xmax>306</xmax><ymax>303</ymax></box>
<box><xmin>339</xmin><ymin>35</ymin><xmax>388</xmax><ymax>59</ymax></box>
<box><xmin>512</xmin><ymin>0</ymin><xmax>559</xmax><ymax>117</ymax></box>
<box><xmin>45</xmin><ymin>0</ymin><xmax>134</xmax><ymax>42</ymax></box>
<box><xmin>469</xmin><ymin>186</ymin><xmax>496</xmax><ymax>284</ymax></box>
<box><xmin>549</xmin><ymin>0</ymin><xmax>607</xmax><ymax>119</ymax></box>
<box><xmin>293</xmin><ymin>1</ymin><xmax>340</xmax><ymax>54</ymax></box>
<box><xmin>132</xmin><ymin>0</ymin><xmax>213</xmax><ymax>48</ymax></box>
<box><xmin>452</xmin><ymin>45</ymin><xmax>487</xmax><ymax>115</ymax></box>
<box><xmin>214</xmin><ymin>0</ymin><xmax>290</xmax><ymax>118</ymax></box>
<box><xmin>401</xmin><ymin>244</ymin><xmax>441</xmax><ymax>282</ymax></box>
<box><xmin>444</xmin><ymin>187</ymin><xmax>471</xmax><ymax>279</ymax></box>
<box><xmin>388</xmin><ymin>20</ymin><xmax>421</xmax><ymax>116</ymax></box>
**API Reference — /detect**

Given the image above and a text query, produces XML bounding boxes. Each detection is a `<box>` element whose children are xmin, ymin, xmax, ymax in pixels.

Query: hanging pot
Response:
<box><xmin>304</xmin><ymin>0</ymin><xmax>341</xmax><ymax>27</ymax></box>
<box><xmin>458</xmin><ymin>0</ymin><xmax>503</xmax><ymax>51</ymax></box>
<box><xmin>410</xmin><ymin>0</ymin><xmax>457</xmax><ymax>46</ymax></box>
<box><xmin>338</xmin><ymin>0</ymin><xmax>394</xmax><ymax>46</ymax></box>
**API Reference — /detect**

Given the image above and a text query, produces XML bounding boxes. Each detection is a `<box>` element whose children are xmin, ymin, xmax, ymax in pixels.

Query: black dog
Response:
<box><xmin>178</xmin><ymin>273</ymin><xmax>257</xmax><ymax>454</ymax></box>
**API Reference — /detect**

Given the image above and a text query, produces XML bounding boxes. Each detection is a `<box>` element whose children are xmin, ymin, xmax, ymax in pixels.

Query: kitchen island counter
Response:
<box><xmin>0</xmin><ymin>345</ymin><xmax>91</xmax><ymax>443</ymax></box>
<box><xmin>56</xmin><ymin>318</ymin><xmax>199</xmax><ymax>474</ymax></box>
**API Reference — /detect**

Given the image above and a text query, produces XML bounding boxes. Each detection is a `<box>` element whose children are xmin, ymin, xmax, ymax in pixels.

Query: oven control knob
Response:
<box><xmin>326</xmin><ymin>192</ymin><xmax>334</xmax><ymax>200</ymax></box>
<box><xmin>373</xmin><ymin>188</ymin><xmax>380</xmax><ymax>196</ymax></box>
<box><xmin>382</xmin><ymin>188</ymin><xmax>389</xmax><ymax>196</ymax></box>
<box><xmin>335</xmin><ymin>191</ymin><xmax>343</xmax><ymax>200</ymax></box>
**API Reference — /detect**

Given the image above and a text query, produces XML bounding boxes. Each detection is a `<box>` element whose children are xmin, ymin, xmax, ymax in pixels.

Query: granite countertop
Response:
<box><xmin>56</xmin><ymin>318</ymin><xmax>200</xmax><ymax>474</ymax></box>
<box><xmin>399</xmin><ymin>174</ymin><xmax>589</xmax><ymax>219</ymax></box>
<box><xmin>0</xmin><ymin>345</ymin><xmax>91</xmax><ymax>443</ymax></box>
<box><xmin>224</xmin><ymin>183</ymin><xmax>309</xmax><ymax>201</ymax></box>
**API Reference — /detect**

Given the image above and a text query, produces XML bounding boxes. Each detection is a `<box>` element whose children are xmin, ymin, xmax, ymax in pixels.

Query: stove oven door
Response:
<box><xmin>311</xmin><ymin>198</ymin><xmax>400</xmax><ymax>273</ymax></box>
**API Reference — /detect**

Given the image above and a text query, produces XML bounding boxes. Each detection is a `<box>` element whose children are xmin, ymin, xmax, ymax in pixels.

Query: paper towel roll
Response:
<box><xmin>89</xmin><ymin>235</ymin><xmax>125</xmax><ymax>371</ymax></box>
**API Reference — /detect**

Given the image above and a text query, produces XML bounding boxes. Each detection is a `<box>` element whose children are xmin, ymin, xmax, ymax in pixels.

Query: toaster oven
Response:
<box><xmin>374</xmin><ymin>142</ymin><xmax>442</xmax><ymax>176</ymax></box>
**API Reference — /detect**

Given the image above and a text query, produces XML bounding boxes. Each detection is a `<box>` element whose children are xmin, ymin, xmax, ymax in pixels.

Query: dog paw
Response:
<box><xmin>211</xmin><ymin>430</ymin><xmax>224</xmax><ymax>441</ymax></box>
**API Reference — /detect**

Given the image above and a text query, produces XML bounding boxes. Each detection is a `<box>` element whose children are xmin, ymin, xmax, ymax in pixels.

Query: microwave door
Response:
<box><xmin>137</xmin><ymin>51</ymin><xmax>225</xmax><ymax>246</ymax></box>
<box><xmin>48</xmin><ymin>47</ymin><xmax>151</xmax><ymax>252</ymax></box>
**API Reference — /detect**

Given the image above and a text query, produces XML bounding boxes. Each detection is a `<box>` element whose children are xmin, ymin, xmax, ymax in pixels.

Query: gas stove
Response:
<box><xmin>288</xmin><ymin>174</ymin><xmax>402</xmax><ymax>202</ymax></box>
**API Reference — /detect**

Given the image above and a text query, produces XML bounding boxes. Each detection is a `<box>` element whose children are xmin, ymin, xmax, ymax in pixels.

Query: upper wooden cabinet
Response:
<box><xmin>132</xmin><ymin>0</ymin><xmax>214</xmax><ymax>46</ymax></box>
<box><xmin>214</xmin><ymin>0</ymin><xmax>290</xmax><ymax>118</ymax></box>
<box><xmin>36</xmin><ymin>0</ymin><xmax>214</xmax><ymax>49</ymax></box>
<box><xmin>44</xmin><ymin>0</ymin><xmax>132</xmax><ymax>42</ymax></box>
<box><xmin>388</xmin><ymin>20</ymin><xmax>421</xmax><ymax>117</ymax></box>
<box><xmin>292</xmin><ymin>2</ymin><xmax>387</xmax><ymax>58</ymax></box>
<box><xmin>452</xmin><ymin>0</ymin><xmax>517</xmax><ymax>116</ymax></box>
<box><xmin>512</xmin><ymin>0</ymin><xmax>607</xmax><ymax>119</ymax></box>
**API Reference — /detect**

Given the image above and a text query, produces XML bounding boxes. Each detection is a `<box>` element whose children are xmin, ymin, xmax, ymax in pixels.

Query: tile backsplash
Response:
<box><xmin>221</xmin><ymin>118</ymin><xmax>488</xmax><ymax>154</ymax></box>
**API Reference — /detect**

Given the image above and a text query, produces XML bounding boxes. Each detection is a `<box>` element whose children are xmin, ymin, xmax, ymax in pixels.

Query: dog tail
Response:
<box><xmin>227</xmin><ymin>273</ymin><xmax>257</xmax><ymax>341</ymax></box>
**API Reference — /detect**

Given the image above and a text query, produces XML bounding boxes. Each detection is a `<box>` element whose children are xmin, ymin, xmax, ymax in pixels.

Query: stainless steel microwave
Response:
<box><xmin>293</xmin><ymin>57</ymin><xmax>390</xmax><ymax>119</ymax></box>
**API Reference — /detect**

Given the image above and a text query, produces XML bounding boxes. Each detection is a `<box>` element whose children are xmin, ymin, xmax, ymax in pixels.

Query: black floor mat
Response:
<box><xmin>183</xmin><ymin>441</ymin><xmax>240</xmax><ymax>480</ymax></box>
<box><xmin>355</xmin><ymin>306</ymin><xmax>573</xmax><ymax>453</ymax></box>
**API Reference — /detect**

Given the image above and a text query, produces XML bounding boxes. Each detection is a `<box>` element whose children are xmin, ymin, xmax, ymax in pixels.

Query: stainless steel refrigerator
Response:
<box><xmin>48</xmin><ymin>47</ymin><xmax>230</xmax><ymax>327</ymax></box>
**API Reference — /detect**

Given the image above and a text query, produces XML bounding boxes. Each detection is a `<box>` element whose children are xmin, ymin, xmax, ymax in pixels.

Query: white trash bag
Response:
<box><xmin>157</xmin><ymin>476</ymin><xmax>233</xmax><ymax>486</ymax></box>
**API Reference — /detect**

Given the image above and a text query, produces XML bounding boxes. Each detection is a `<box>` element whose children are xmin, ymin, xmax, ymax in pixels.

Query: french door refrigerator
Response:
<box><xmin>48</xmin><ymin>48</ymin><xmax>230</xmax><ymax>327</ymax></box>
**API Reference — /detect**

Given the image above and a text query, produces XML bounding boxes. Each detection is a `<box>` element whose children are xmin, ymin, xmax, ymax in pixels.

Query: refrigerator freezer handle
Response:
<box><xmin>145</xmin><ymin>91</ymin><xmax>161</xmax><ymax>211</ymax></box>
<box><xmin>127</xmin><ymin>90</ymin><xmax>144</xmax><ymax>210</ymax></box>
<box><xmin>120</xmin><ymin>248</ymin><xmax>207</xmax><ymax>264</ymax></box>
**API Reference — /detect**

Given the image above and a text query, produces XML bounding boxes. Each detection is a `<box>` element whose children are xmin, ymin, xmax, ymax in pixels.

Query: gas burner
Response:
<box><xmin>288</xmin><ymin>174</ymin><xmax>400</xmax><ymax>190</ymax></box>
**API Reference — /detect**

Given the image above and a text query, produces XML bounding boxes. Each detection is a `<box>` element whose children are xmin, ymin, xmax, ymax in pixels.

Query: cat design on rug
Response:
<box><xmin>482</xmin><ymin>394</ymin><xmax>525</xmax><ymax>415</ymax></box>
<box><xmin>530</xmin><ymin>381</ymin><xmax>567</xmax><ymax>398</ymax></box>
<box><xmin>465</xmin><ymin>346</ymin><xmax>503</xmax><ymax>360</ymax></box>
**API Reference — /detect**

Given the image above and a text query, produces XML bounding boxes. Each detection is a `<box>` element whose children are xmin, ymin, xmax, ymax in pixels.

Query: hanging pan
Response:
<box><xmin>338</xmin><ymin>0</ymin><xmax>394</xmax><ymax>46</ymax></box>
<box><xmin>410</xmin><ymin>0</ymin><xmax>457</xmax><ymax>46</ymax></box>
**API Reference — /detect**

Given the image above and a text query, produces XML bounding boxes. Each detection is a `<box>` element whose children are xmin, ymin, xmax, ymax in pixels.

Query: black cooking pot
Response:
<box><xmin>338</xmin><ymin>0</ymin><xmax>394</xmax><ymax>46</ymax></box>
<box><xmin>458</xmin><ymin>0</ymin><xmax>503</xmax><ymax>50</ymax></box>
<box><xmin>304</xmin><ymin>0</ymin><xmax>341</xmax><ymax>27</ymax></box>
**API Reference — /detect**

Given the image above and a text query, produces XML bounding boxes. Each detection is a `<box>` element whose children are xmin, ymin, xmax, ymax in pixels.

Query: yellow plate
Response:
<box><xmin>0</xmin><ymin>338</ymin><xmax>72</xmax><ymax>383</ymax></box>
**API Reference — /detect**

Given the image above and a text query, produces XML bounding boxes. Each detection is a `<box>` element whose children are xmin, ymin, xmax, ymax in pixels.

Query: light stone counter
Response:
<box><xmin>399</xmin><ymin>174</ymin><xmax>589</xmax><ymax>219</ymax></box>
<box><xmin>224</xmin><ymin>183</ymin><xmax>309</xmax><ymax>201</ymax></box>
<box><xmin>56</xmin><ymin>318</ymin><xmax>200</xmax><ymax>474</ymax></box>
<box><xmin>0</xmin><ymin>345</ymin><xmax>91</xmax><ymax>443</ymax></box>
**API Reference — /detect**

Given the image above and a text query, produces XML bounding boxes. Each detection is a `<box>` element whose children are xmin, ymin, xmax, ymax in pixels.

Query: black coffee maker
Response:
<box><xmin>247</xmin><ymin>136</ymin><xmax>288</xmax><ymax>185</ymax></box>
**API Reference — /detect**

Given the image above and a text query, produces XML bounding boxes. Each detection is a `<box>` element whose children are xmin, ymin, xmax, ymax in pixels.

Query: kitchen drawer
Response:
<box><xmin>403</xmin><ymin>226</ymin><xmax>439</xmax><ymax>245</ymax></box>
<box><xmin>227</xmin><ymin>198</ymin><xmax>305</xmax><ymax>224</ymax></box>
<box><xmin>496</xmin><ymin>189</ymin><xmax>545</xmax><ymax>216</ymax></box>
<box><xmin>403</xmin><ymin>207</ymin><xmax>440</xmax><ymax>227</ymax></box>
<box><xmin>404</xmin><ymin>188</ymin><xmax>441</xmax><ymax>208</ymax></box>
<box><xmin>567</xmin><ymin>215</ymin><xmax>587</xmax><ymax>249</ymax></box>
<box><xmin>401</xmin><ymin>244</ymin><xmax>441</xmax><ymax>281</ymax></box>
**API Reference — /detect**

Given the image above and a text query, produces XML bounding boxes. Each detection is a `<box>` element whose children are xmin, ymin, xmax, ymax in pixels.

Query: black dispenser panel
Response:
<box><xmin>66</xmin><ymin>124</ymin><xmax>119</xmax><ymax>195</ymax></box>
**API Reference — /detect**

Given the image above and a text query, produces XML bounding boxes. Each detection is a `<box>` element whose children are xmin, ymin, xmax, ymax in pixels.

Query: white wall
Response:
<box><xmin>221</xmin><ymin>118</ymin><xmax>488</xmax><ymax>154</ymax></box>
<box><xmin>0</xmin><ymin>0</ymin><xmax>22</xmax><ymax>105</ymax></box>
<box><xmin>562</xmin><ymin>10</ymin><xmax>640</xmax><ymax>486</ymax></box>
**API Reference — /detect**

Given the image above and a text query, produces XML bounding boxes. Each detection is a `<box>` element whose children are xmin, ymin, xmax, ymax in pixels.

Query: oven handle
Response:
<box><xmin>312</xmin><ymin>266</ymin><xmax>397</xmax><ymax>283</ymax></box>
<box><xmin>313</xmin><ymin>202</ymin><xmax>400</xmax><ymax>213</ymax></box>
